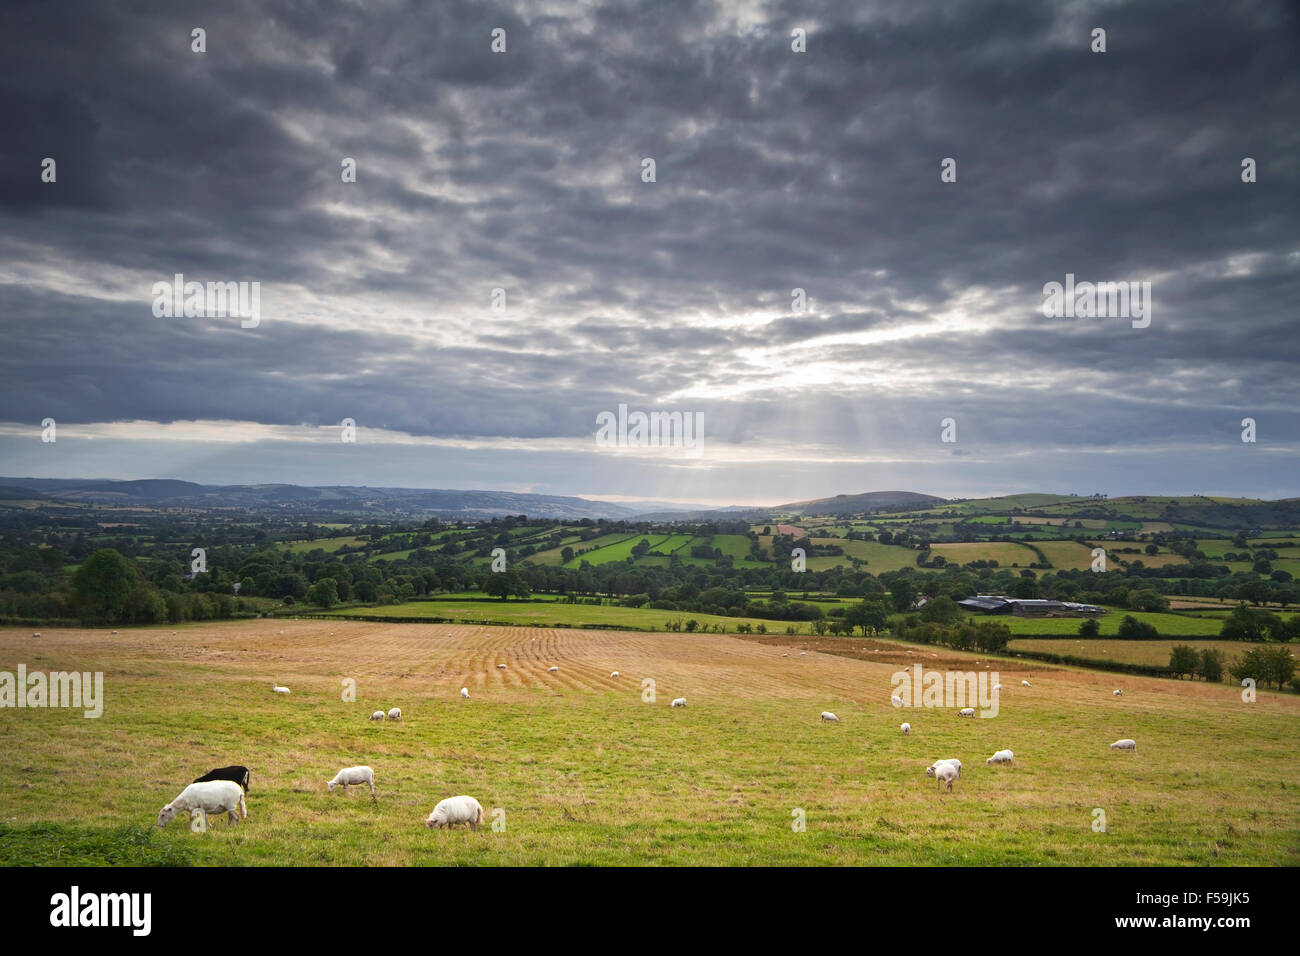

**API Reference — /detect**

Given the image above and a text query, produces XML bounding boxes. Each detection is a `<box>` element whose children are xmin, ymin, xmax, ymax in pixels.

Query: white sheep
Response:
<box><xmin>820</xmin><ymin>711</ymin><xmax>839</xmax><ymax>722</ymax></box>
<box><xmin>425</xmin><ymin>795</ymin><xmax>485</xmax><ymax>830</ymax></box>
<box><xmin>670</xmin><ymin>697</ymin><xmax>687</xmax><ymax>708</ymax></box>
<box><xmin>1113</xmin><ymin>689</ymin><xmax>1123</xmax><ymax>697</ymax></box>
<box><xmin>799</xmin><ymin>652</ymin><xmax>807</xmax><ymax>656</ymax></box>
<box><xmin>272</xmin><ymin>683</ymin><xmax>290</xmax><ymax>695</ymax></box>
<box><xmin>387</xmin><ymin>707</ymin><xmax>401</xmax><ymax>721</ymax></box>
<box><xmin>548</xmin><ymin>666</ymin><xmax>558</xmax><ymax>673</ymax></box>
<box><xmin>900</xmin><ymin>722</ymin><xmax>911</xmax><ymax>735</ymax></box>
<box><xmin>369</xmin><ymin>710</ymin><xmax>385</xmax><ymax>721</ymax></box>
<box><xmin>781</xmin><ymin>653</ymin><xmax>789</xmax><ymax>657</ymax></box>
<box><xmin>610</xmin><ymin>671</ymin><xmax>620</xmax><ymax>678</ymax></box>
<box><xmin>926</xmin><ymin>758</ymin><xmax>962</xmax><ymax>778</ymax></box>
<box><xmin>958</xmin><ymin>707</ymin><xmax>976</xmax><ymax>717</ymax></box>
<box><xmin>328</xmin><ymin>765</ymin><xmax>376</xmax><ymax>796</ymax></box>
<box><xmin>32</xmin><ymin>632</ymin><xmax>40</xmax><ymax>638</ymax></box>
<box><xmin>460</xmin><ymin>687</ymin><xmax>469</xmax><ymax>698</ymax></box>
<box><xmin>986</xmin><ymin>749</ymin><xmax>1014</xmax><ymax>765</ymax></box>
<box><xmin>1109</xmin><ymin>738</ymin><xmax>1137</xmax><ymax>751</ymax></box>
<box><xmin>157</xmin><ymin>780</ymin><xmax>246</xmax><ymax>828</ymax></box>
<box><xmin>994</xmin><ymin>683</ymin><xmax>1003</xmax><ymax>691</ymax></box>
<box><xmin>497</xmin><ymin>664</ymin><xmax>507</xmax><ymax>670</ymax></box>
<box><xmin>1021</xmin><ymin>680</ymin><xmax>1031</xmax><ymax>687</ymax></box>
<box><xmin>932</xmin><ymin>762</ymin><xmax>959</xmax><ymax>792</ymax></box>
<box><xmin>891</xmin><ymin>694</ymin><xmax>903</xmax><ymax>706</ymax></box>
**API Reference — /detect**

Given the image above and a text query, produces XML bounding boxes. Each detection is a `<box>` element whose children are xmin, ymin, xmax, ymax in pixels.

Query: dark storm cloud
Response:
<box><xmin>0</xmin><ymin>0</ymin><xmax>1296</xmax><ymax>497</ymax></box>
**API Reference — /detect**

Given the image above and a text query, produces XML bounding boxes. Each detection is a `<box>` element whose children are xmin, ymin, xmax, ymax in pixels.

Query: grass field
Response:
<box><xmin>1007</xmin><ymin>637</ymin><xmax>1284</xmax><ymax>669</ymax></box>
<box><xmin>931</xmin><ymin>541</ymin><xmax>1038</xmax><ymax>565</ymax></box>
<box><xmin>0</xmin><ymin>621</ymin><xmax>1296</xmax><ymax>866</ymax></box>
<box><xmin>1034</xmin><ymin>540</ymin><xmax>1098</xmax><ymax>571</ymax></box>
<box><xmin>988</xmin><ymin>610</ymin><xmax>1228</xmax><ymax>637</ymax></box>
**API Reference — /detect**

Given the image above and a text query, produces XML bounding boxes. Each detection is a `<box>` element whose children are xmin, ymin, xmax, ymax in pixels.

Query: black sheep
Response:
<box><xmin>193</xmin><ymin>765</ymin><xmax>251</xmax><ymax>792</ymax></box>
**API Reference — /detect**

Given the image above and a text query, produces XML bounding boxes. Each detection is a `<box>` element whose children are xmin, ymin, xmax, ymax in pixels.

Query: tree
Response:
<box><xmin>483</xmin><ymin>569</ymin><xmax>530</xmax><ymax>601</ymax></box>
<box><xmin>1078</xmin><ymin>618</ymin><xmax>1100</xmax><ymax>638</ymax></box>
<box><xmin>1197</xmin><ymin>648</ymin><xmax>1224</xmax><ymax>683</ymax></box>
<box><xmin>1117</xmin><ymin>615</ymin><xmax>1158</xmax><ymax>639</ymax></box>
<box><xmin>1230</xmin><ymin>646</ymin><xmax>1297</xmax><ymax>691</ymax></box>
<box><xmin>71</xmin><ymin>549</ymin><xmax>139</xmax><ymax>622</ymax></box>
<box><xmin>846</xmin><ymin>599</ymin><xmax>889</xmax><ymax>636</ymax></box>
<box><xmin>919</xmin><ymin>595</ymin><xmax>961</xmax><ymax>625</ymax></box>
<box><xmin>1169</xmin><ymin>645</ymin><xmax>1198</xmax><ymax>679</ymax></box>
<box><xmin>308</xmin><ymin>577</ymin><xmax>339</xmax><ymax>608</ymax></box>
<box><xmin>889</xmin><ymin>579</ymin><xmax>917</xmax><ymax>613</ymax></box>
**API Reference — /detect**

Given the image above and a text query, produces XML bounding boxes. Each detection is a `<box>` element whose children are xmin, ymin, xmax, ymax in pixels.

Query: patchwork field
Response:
<box><xmin>0</xmin><ymin>621</ymin><xmax>1296</xmax><ymax>866</ymax></box>
<box><xmin>1007</xmin><ymin>637</ymin><xmax>1284</xmax><ymax>669</ymax></box>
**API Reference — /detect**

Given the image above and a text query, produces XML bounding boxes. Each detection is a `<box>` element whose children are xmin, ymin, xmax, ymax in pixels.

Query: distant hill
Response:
<box><xmin>775</xmin><ymin>490</ymin><xmax>947</xmax><ymax>517</ymax></box>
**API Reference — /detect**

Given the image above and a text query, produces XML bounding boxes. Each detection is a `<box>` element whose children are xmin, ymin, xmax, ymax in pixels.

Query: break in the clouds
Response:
<box><xmin>1</xmin><ymin>0</ymin><xmax>1297</xmax><ymax>504</ymax></box>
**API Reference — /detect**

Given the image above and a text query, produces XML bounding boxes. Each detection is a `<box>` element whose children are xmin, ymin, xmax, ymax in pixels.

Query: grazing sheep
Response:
<box><xmin>387</xmin><ymin>707</ymin><xmax>401</xmax><ymax>721</ymax></box>
<box><xmin>670</xmin><ymin>697</ymin><xmax>687</xmax><ymax>708</ymax></box>
<box><xmin>958</xmin><ymin>707</ymin><xmax>976</xmax><ymax>717</ymax></box>
<box><xmin>157</xmin><ymin>780</ymin><xmax>246</xmax><ymax>828</ymax></box>
<box><xmin>932</xmin><ymin>762</ymin><xmax>959</xmax><ymax>792</ymax></box>
<box><xmin>497</xmin><ymin>664</ymin><xmax>507</xmax><ymax>670</ymax></box>
<box><xmin>424</xmin><ymin>795</ymin><xmax>485</xmax><ymax>830</ymax></box>
<box><xmin>548</xmin><ymin>666</ymin><xmax>558</xmax><ymax>673</ymax></box>
<box><xmin>328</xmin><ymin>766</ymin><xmax>376</xmax><ymax>796</ymax></box>
<box><xmin>192</xmin><ymin>765</ymin><xmax>251</xmax><ymax>793</ymax></box>
<box><xmin>993</xmin><ymin>683</ymin><xmax>1003</xmax><ymax>691</ymax></box>
<box><xmin>272</xmin><ymin>683</ymin><xmax>290</xmax><ymax>695</ymax></box>
<box><xmin>1021</xmin><ymin>680</ymin><xmax>1031</xmax><ymax>687</ymax></box>
<box><xmin>781</xmin><ymin>653</ymin><xmax>789</xmax><ymax>657</ymax></box>
<box><xmin>32</xmin><ymin>632</ymin><xmax>40</xmax><ymax>638</ymax></box>
<box><xmin>799</xmin><ymin>652</ymin><xmax>807</xmax><ymax>656</ymax></box>
<box><xmin>1109</xmin><ymin>738</ymin><xmax>1137</xmax><ymax>751</ymax></box>
<box><xmin>370</xmin><ymin>710</ymin><xmax>386</xmax><ymax>721</ymax></box>
<box><xmin>891</xmin><ymin>694</ymin><xmax>903</xmax><ymax>706</ymax></box>
<box><xmin>820</xmin><ymin>711</ymin><xmax>839</xmax><ymax>722</ymax></box>
<box><xmin>986</xmin><ymin>749</ymin><xmax>1014</xmax><ymax>765</ymax></box>
<box><xmin>1113</xmin><ymin>689</ymin><xmax>1123</xmax><ymax>697</ymax></box>
<box><xmin>460</xmin><ymin>687</ymin><xmax>469</xmax><ymax>698</ymax></box>
<box><xmin>926</xmin><ymin>758</ymin><xmax>962</xmax><ymax>777</ymax></box>
<box><xmin>610</xmin><ymin>671</ymin><xmax>620</xmax><ymax>678</ymax></box>
<box><xmin>900</xmin><ymin>722</ymin><xmax>911</xmax><ymax>735</ymax></box>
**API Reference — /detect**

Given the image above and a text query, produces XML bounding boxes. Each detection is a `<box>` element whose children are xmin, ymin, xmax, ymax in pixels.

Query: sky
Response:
<box><xmin>1</xmin><ymin>0</ymin><xmax>1297</xmax><ymax>508</ymax></box>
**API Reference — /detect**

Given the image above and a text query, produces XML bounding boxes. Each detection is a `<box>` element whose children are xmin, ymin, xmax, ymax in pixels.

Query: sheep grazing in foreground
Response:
<box><xmin>370</xmin><ymin>710</ymin><xmax>386</xmax><ymax>721</ymax></box>
<box><xmin>1021</xmin><ymin>680</ymin><xmax>1032</xmax><ymax>687</ymax></box>
<box><xmin>328</xmin><ymin>766</ymin><xmax>376</xmax><ymax>796</ymax></box>
<box><xmin>1113</xmin><ymin>689</ymin><xmax>1123</xmax><ymax>697</ymax></box>
<box><xmin>1109</xmin><ymin>738</ymin><xmax>1137</xmax><ymax>751</ymax></box>
<box><xmin>157</xmin><ymin>780</ymin><xmax>246</xmax><ymax>828</ymax></box>
<box><xmin>387</xmin><ymin>707</ymin><xmax>401</xmax><ymax>721</ymax></box>
<box><xmin>272</xmin><ymin>684</ymin><xmax>290</xmax><ymax>695</ymax></box>
<box><xmin>548</xmin><ymin>666</ymin><xmax>558</xmax><ymax>672</ymax></box>
<box><xmin>192</xmin><ymin>765</ymin><xmax>251</xmax><ymax>793</ymax></box>
<box><xmin>900</xmin><ymin>722</ymin><xmax>911</xmax><ymax>735</ymax></box>
<box><xmin>425</xmin><ymin>795</ymin><xmax>485</xmax><ymax>830</ymax></box>
<box><xmin>460</xmin><ymin>687</ymin><xmax>469</xmax><ymax>698</ymax></box>
<box><xmin>670</xmin><ymin>697</ymin><xmax>687</xmax><ymax>708</ymax></box>
<box><xmin>820</xmin><ymin>711</ymin><xmax>839</xmax><ymax>722</ymax></box>
<box><xmin>986</xmin><ymin>749</ymin><xmax>1014</xmax><ymax>765</ymax></box>
<box><xmin>932</xmin><ymin>762</ymin><xmax>959</xmax><ymax>792</ymax></box>
<box><xmin>610</xmin><ymin>671</ymin><xmax>620</xmax><ymax>678</ymax></box>
<box><xmin>958</xmin><ymin>707</ymin><xmax>976</xmax><ymax>717</ymax></box>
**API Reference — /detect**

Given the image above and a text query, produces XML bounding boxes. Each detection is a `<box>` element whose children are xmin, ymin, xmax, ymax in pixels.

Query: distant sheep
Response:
<box><xmin>993</xmin><ymin>683</ymin><xmax>1003</xmax><ymax>691</ymax></box>
<box><xmin>32</xmin><ymin>632</ymin><xmax>40</xmax><ymax>638</ymax></box>
<box><xmin>497</xmin><ymin>664</ymin><xmax>507</xmax><ymax>670</ymax></box>
<box><xmin>1113</xmin><ymin>689</ymin><xmax>1123</xmax><ymax>697</ymax></box>
<box><xmin>891</xmin><ymin>694</ymin><xmax>903</xmax><ymax>706</ymax></box>
<box><xmin>900</xmin><ymin>722</ymin><xmax>911</xmax><ymax>735</ymax></box>
<box><xmin>610</xmin><ymin>671</ymin><xmax>620</xmax><ymax>678</ymax></box>
<box><xmin>799</xmin><ymin>652</ymin><xmax>807</xmax><ymax>656</ymax></box>
<box><xmin>986</xmin><ymin>749</ymin><xmax>1014</xmax><ymax>765</ymax></box>
<box><xmin>670</xmin><ymin>697</ymin><xmax>687</xmax><ymax>708</ymax></box>
<box><xmin>328</xmin><ymin>765</ymin><xmax>376</xmax><ymax>796</ymax></box>
<box><xmin>425</xmin><ymin>795</ymin><xmax>485</xmax><ymax>830</ymax></box>
<box><xmin>157</xmin><ymin>780</ymin><xmax>245</xmax><ymax>828</ymax></box>
<box><xmin>370</xmin><ymin>710</ymin><xmax>386</xmax><ymax>721</ymax></box>
<box><xmin>781</xmin><ymin>653</ymin><xmax>789</xmax><ymax>657</ymax></box>
<box><xmin>460</xmin><ymin>687</ymin><xmax>469</xmax><ymax>698</ymax></box>
<box><xmin>192</xmin><ymin>765</ymin><xmax>251</xmax><ymax>793</ymax></box>
<box><xmin>820</xmin><ymin>711</ymin><xmax>839</xmax><ymax>722</ymax></box>
<box><xmin>958</xmin><ymin>707</ymin><xmax>975</xmax><ymax>717</ymax></box>
<box><xmin>1109</xmin><ymin>738</ymin><xmax>1137</xmax><ymax>751</ymax></box>
<box><xmin>548</xmin><ymin>666</ymin><xmax>558</xmax><ymax>673</ymax></box>
<box><xmin>1020</xmin><ymin>680</ymin><xmax>1031</xmax><ymax>687</ymax></box>
<box><xmin>387</xmin><ymin>707</ymin><xmax>401</xmax><ymax>721</ymax></box>
<box><xmin>272</xmin><ymin>683</ymin><xmax>290</xmax><ymax>695</ymax></box>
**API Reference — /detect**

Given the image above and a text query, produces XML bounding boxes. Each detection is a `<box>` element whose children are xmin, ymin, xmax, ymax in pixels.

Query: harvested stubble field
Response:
<box><xmin>0</xmin><ymin>621</ymin><xmax>1296</xmax><ymax>866</ymax></box>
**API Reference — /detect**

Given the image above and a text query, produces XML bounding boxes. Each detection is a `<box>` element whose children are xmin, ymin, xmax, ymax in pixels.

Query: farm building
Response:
<box><xmin>957</xmin><ymin>595</ymin><xmax>1104</xmax><ymax>618</ymax></box>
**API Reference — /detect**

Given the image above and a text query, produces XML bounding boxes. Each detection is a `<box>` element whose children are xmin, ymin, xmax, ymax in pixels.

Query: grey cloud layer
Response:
<box><xmin>1</xmin><ymin>0</ymin><xmax>1297</xmax><ymax>496</ymax></box>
